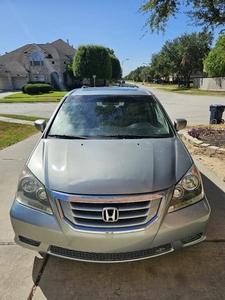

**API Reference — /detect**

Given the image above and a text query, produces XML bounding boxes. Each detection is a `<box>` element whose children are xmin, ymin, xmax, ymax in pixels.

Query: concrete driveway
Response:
<box><xmin>0</xmin><ymin>89</ymin><xmax>225</xmax><ymax>299</ymax></box>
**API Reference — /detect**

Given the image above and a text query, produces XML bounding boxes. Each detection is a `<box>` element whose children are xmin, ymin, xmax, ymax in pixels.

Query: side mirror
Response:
<box><xmin>174</xmin><ymin>118</ymin><xmax>187</xmax><ymax>131</ymax></box>
<box><xmin>34</xmin><ymin>120</ymin><xmax>47</xmax><ymax>132</ymax></box>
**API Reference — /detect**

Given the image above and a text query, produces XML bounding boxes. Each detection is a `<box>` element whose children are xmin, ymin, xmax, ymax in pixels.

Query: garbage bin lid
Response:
<box><xmin>210</xmin><ymin>104</ymin><xmax>225</xmax><ymax>108</ymax></box>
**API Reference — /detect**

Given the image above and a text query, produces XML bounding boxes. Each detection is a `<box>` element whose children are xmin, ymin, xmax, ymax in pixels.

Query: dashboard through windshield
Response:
<box><xmin>47</xmin><ymin>95</ymin><xmax>173</xmax><ymax>139</ymax></box>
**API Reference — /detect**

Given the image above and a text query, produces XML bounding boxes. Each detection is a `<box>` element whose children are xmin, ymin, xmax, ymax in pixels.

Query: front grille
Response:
<box><xmin>49</xmin><ymin>243</ymin><xmax>172</xmax><ymax>262</ymax></box>
<box><xmin>54</xmin><ymin>192</ymin><xmax>163</xmax><ymax>231</ymax></box>
<box><xmin>19</xmin><ymin>235</ymin><xmax>41</xmax><ymax>247</ymax></box>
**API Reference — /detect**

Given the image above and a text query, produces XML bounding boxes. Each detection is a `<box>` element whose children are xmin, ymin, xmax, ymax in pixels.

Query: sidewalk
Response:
<box><xmin>0</xmin><ymin>116</ymin><xmax>34</xmax><ymax>125</ymax></box>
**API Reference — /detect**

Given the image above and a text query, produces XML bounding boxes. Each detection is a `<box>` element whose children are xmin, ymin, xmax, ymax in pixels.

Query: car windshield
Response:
<box><xmin>47</xmin><ymin>94</ymin><xmax>173</xmax><ymax>139</ymax></box>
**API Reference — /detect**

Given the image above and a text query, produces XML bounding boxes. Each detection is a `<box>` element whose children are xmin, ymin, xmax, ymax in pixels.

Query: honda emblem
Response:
<box><xmin>102</xmin><ymin>207</ymin><xmax>119</xmax><ymax>222</ymax></box>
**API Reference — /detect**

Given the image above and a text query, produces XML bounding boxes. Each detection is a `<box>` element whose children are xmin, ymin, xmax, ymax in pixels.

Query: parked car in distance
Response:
<box><xmin>117</xmin><ymin>80</ymin><xmax>139</xmax><ymax>88</ymax></box>
<box><xmin>10</xmin><ymin>87</ymin><xmax>211</xmax><ymax>263</ymax></box>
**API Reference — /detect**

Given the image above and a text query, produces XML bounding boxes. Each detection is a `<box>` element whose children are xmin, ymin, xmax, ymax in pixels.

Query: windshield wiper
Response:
<box><xmin>91</xmin><ymin>135</ymin><xmax>155</xmax><ymax>139</ymax></box>
<box><xmin>48</xmin><ymin>134</ymin><xmax>88</xmax><ymax>139</ymax></box>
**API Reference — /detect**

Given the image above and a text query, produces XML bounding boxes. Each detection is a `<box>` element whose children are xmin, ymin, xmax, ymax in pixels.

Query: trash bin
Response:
<box><xmin>209</xmin><ymin>104</ymin><xmax>225</xmax><ymax>124</ymax></box>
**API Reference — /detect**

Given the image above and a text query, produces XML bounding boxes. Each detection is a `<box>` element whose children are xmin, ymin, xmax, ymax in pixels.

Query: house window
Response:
<box><xmin>32</xmin><ymin>74</ymin><xmax>45</xmax><ymax>82</ymax></box>
<box><xmin>30</xmin><ymin>52</ymin><xmax>44</xmax><ymax>66</ymax></box>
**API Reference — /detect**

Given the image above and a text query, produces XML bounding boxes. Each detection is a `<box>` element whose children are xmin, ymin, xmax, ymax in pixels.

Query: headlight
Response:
<box><xmin>168</xmin><ymin>165</ymin><xmax>204</xmax><ymax>213</ymax></box>
<box><xmin>16</xmin><ymin>166</ymin><xmax>53</xmax><ymax>214</ymax></box>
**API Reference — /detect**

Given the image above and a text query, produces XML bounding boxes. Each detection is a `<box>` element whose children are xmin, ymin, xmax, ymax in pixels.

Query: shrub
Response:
<box><xmin>20</xmin><ymin>84</ymin><xmax>27</xmax><ymax>93</ymax></box>
<box><xmin>24</xmin><ymin>84</ymin><xmax>40</xmax><ymax>94</ymax></box>
<box><xmin>39</xmin><ymin>84</ymin><xmax>52</xmax><ymax>93</ymax></box>
<box><xmin>24</xmin><ymin>83</ymin><xmax>52</xmax><ymax>95</ymax></box>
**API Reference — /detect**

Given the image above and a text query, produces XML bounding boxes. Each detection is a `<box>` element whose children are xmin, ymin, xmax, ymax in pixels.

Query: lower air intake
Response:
<box><xmin>49</xmin><ymin>243</ymin><xmax>172</xmax><ymax>262</ymax></box>
<box><xmin>181</xmin><ymin>232</ymin><xmax>203</xmax><ymax>244</ymax></box>
<box><xmin>19</xmin><ymin>235</ymin><xmax>41</xmax><ymax>247</ymax></box>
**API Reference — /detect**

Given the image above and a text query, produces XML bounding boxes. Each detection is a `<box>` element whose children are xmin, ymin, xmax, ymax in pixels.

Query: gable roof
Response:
<box><xmin>0</xmin><ymin>44</ymin><xmax>30</xmax><ymax>65</ymax></box>
<box><xmin>0</xmin><ymin>39</ymin><xmax>76</xmax><ymax>75</ymax></box>
<box><xmin>3</xmin><ymin>61</ymin><xmax>28</xmax><ymax>77</ymax></box>
<box><xmin>50</xmin><ymin>39</ymin><xmax>76</xmax><ymax>57</ymax></box>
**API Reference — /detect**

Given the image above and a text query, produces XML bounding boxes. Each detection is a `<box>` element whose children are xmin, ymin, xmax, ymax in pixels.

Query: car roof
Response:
<box><xmin>69</xmin><ymin>87</ymin><xmax>154</xmax><ymax>97</ymax></box>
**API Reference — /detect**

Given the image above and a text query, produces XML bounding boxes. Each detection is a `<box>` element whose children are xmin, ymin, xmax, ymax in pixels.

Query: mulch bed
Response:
<box><xmin>199</xmin><ymin>132</ymin><xmax>225</xmax><ymax>148</ymax></box>
<box><xmin>188</xmin><ymin>128</ymin><xmax>225</xmax><ymax>148</ymax></box>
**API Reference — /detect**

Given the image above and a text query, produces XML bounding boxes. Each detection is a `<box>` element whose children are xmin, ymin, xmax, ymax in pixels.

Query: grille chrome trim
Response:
<box><xmin>53</xmin><ymin>191</ymin><xmax>167</xmax><ymax>232</ymax></box>
<box><xmin>67</xmin><ymin>193</ymin><xmax>162</xmax><ymax>203</ymax></box>
<box><xmin>52</xmin><ymin>190</ymin><xmax>164</xmax><ymax>204</ymax></box>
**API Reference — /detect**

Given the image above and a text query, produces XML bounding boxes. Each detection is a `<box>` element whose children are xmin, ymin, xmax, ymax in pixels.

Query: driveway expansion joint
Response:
<box><xmin>0</xmin><ymin>242</ymin><xmax>17</xmax><ymax>245</ymax></box>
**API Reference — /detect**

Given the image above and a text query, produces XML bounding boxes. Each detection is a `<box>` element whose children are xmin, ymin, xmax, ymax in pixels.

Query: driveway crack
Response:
<box><xmin>28</xmin><ymin>254</ymin><xmax>49</xmax><ymax>300</ymax></box>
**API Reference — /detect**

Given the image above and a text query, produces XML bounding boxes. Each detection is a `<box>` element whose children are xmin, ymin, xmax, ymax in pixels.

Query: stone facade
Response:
<box><xmin>0</xmin><ymin>39</ymin><xmax>76</xmax><ymax>90</ymax></box>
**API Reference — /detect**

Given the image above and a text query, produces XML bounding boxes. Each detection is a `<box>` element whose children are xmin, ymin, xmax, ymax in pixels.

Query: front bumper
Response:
<box><xmin>10</xmin><ymin>197</ymin><xmax>211</xmax><ymax>263</ymax></box>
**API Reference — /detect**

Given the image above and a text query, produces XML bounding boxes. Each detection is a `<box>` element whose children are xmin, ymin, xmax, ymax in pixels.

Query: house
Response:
<box><xmin>0</xmin><ymin>39</ymin><xmax>76</xmax><ymax>90</ymax></box>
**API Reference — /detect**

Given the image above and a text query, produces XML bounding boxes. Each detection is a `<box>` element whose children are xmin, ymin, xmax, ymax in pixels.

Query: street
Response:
<box><xmin>0</xmin><ymin>88</ymin><xmax>225</xmax><ymax>299</ymax></box>
<box><xmin>1</xmin><ymin>86</ymin><xmax>225</xmax><ymax>125</ymax></box>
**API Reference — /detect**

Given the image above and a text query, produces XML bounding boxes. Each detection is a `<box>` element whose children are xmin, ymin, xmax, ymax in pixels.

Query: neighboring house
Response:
<box><xmin>0</xmin><ymin>39</ymin><xmax>76</xmax><ymax>90</ymax></box>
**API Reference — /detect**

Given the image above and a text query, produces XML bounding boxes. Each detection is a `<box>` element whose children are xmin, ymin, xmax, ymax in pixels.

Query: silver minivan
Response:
<box><xmin>10</xmin><ymin>87</ymin><xmax>211</xmax><ymax>263</ymax></box>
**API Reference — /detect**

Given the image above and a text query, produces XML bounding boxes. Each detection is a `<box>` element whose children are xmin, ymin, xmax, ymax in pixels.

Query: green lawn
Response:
<box><xmin>0</xmin><ymin>114</ymin><xmax>49</xmax><ymax>122</ymax></box>
<box><xmin>137</xmin><ymin>82</ymin><xmax>225</xmax><ymax>96</ymax></box>
<box><xmin>0</xmin><ymin>91</ymin><xmax>67</xmax><ymax>103</ymax></box>
<box><xmin>0</xmin><ymin>121</ymin><xmax>38</xmax><ymax>150</ymax></box>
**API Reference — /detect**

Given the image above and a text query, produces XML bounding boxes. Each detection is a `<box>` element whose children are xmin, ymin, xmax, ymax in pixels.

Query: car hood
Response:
<box><xmin>27</xmin><ymin>137</ymin><xmax>192</xmax><ymax>194</ymax></box>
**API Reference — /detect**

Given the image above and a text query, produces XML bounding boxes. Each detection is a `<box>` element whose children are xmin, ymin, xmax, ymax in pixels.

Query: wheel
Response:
<box><xmin>221</xmin><ymin>119</ymin><xmax>224</xmax><ymax>124</ymax></box>
<box><xmin>211</xmin><ymin>119</ymin><xmax>217</xmax><ymax>124</ymax></box>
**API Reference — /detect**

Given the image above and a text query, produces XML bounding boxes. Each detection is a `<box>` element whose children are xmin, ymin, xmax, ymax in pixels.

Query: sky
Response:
<box><xmin>0</xmin><ymin>0</ymin><xmax>221</xmax><ymax>76</ymax></box>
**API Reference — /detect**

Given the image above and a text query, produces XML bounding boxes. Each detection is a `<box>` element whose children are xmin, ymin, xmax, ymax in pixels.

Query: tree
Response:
<box><xmin>176</xmin><ymin>31</ymin><xmax>212</xmax><ymax>86</ymax></box>
<box><xmin>139</xmin><ymin>0</ymin><xmax>225</xmax><ymax>34</ymax></box>
<box><xmin>204</xmin><ymin>34</ymin><xmax>225</xmax><ymax>77</ymax></box>
<box><xmin>106</xmin><ymin>48</ymin><xmax>115</xmax><ymax>56</ymax></box>
<box><xmin>139</xmin><ymin>66</ymin><xmax>151</xmax><ymax>82</ymax></box>
<box><xmin>109</xmin><ymin>54</ymin><xmax>122</xmax><ymax>80</ymax></box>
<box><xmin>150</xmin><ymin>31</ymin><xmax>212</xmax><ymax>87</ymax></box>
<box><xmin>125</xmin><ymin>66</ymin><xmax>148</xmax><ymax>81</ymax></box>
<box><xmin>73</xmin><ymin>45</ymin><xmax>112</xmax><ymax>81</ymax></box>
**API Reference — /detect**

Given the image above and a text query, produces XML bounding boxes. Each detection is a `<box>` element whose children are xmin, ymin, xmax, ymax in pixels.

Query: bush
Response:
<box><xmin>39</xmin><ymin>84</ymin><xmax>52</xmax><ymax>93</ymax></box>
<box><xmin>24</xmin><ymin>84</ymin><xmax>40</xmax><ymax>94</ymax></box>
<box><xmin>24</xmin><ymin>84</ymin><xmax>52</xmax><ymax>95</ymax></box>
<box><xmin>20</xmin><ymin>84</ymin><xmax>27</xmax><ymax>93</ymax></box>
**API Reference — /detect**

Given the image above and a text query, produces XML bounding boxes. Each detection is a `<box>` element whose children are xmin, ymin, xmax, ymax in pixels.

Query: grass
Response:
<box><xmin>0</xmin><ymin>121</ymin><xmax>38</xmax><ymax>150</ymax></box>
<box><xmin>0</xmin><ymin>114</ymin><xmax>49</xmax><ymax>122</ymax></box>
<box><xmin>0</xmin><ymin>114</ymin><xmax>50</xmax><ymax>150</ymax></box>
<box><xmin>0</xmin><ymin>91</ymin><xmax>67</xmax><ymax>103</ymax></box>
<box><xmin>135</xmin><ymin>82</ymin><xmax>225</xmax><ymax>96</ymax></box>
<box><xmin>158</xmin><ymin>86</ymin><xmax>225</xmax><ymax>96</ymax></box>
